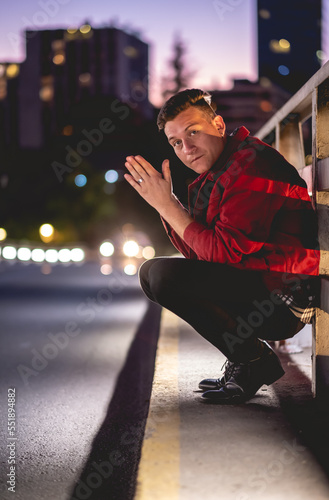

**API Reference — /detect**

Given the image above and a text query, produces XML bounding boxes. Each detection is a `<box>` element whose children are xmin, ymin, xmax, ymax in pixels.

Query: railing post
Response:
<box><xmin>312</xmin><ymin>79</ymin><xmax>329</xmax><ymax>398</ymax></box>
<box><xmin>278</xmin><ymin>117</ymin><xmax>305</xmax><ymax>170</ymax></box>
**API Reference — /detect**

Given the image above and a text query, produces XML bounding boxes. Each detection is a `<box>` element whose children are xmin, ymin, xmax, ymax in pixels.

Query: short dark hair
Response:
<box><xmin>157</xmin><ymin>88</ymin><xmax>217</xmax><ymax>131</ymax></box>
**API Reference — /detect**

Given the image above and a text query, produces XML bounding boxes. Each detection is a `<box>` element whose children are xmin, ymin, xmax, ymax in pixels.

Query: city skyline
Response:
<box><xmin>0</xmin><ymin>0</ymin><xmax>258</xmax><ymax>105</ymax></box>
<box><xmin>0</xmin><ymin>0</ymin><xmax>328</xmax><ymax>104</ymax></box>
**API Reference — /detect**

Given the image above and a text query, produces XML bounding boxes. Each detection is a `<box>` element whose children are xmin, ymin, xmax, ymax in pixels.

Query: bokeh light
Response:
<box><xmin>80</xmin><ymin>24</ymin><xmax>91</xmax><ymax>34</ymax></box>
<box><xmin>142</xmin><ymin>246</ymin><xmax>155</xmax><ymax>260</ymax></box>
<box><xmin>124</xmin><ymin>263</ymin><xmax>137</xmax><ymax>275</ymax></box>
<box><xmin>17</xmin><ymin>247</ymin><xmax>32</xmax><ymax>261</ymax></box>
<box><xmin>0</xmin><ymin>228</ymin><xmax>7</xmax><ymax>241</ymax></box>
<box><xmin>6</xmin><ymin>64</ymin><xmax>20</xmax><ymax>78</ymax></box>
<box><xmin>71</xmin><ymin>248</ymin><xmax>85</xmax><ymax>262</ymax></box>
<box><xmin>39</xmin><ymin>223</ymin><xmax>55</xmax><ymax>243</ymax></box>
<box><xmin>278</xmin><ymin>65</ymin><xmax>290</xmax><ymax>76</ymax></box>
<box><xmin>99</xmin><ymin>241</ymin><xmax>114</xmax><ymax>257</ymax></box>
<box><xmin>58</xmin><ymin>249</ymin><xmax>71</xmax><ymax>263</ymax></box>
<box><xmin>74</xmin><ymin>174</ymin><xmax>87</xmax><ymax>187</ymax></box>
<box><xmin>3</xmin><ymin>246</ymin><xmax>16</xmax><ymax>259</ymax></box>
<box><xmin>105</xmin><ymin>170</ymin><xmax>119</xmax><ymax>183</ymax></box>
<box><xmin>31</xmin><ymin>249</ymin><xmax>45</xmax><ymax>262</ymax></box>
<box><xmin>123</xmin><ymin>240</ymin><xmax>139</xmax><ymax>257</ymax></box>
<box><xmin>45</xmin><ymin>249</ymin><xmax>58</xmax><ymax>263</ymax></box>
<box><xmin>100</xmin><ymin>264</ymin><xmax>113</xmax><ymax>275</ymax></box>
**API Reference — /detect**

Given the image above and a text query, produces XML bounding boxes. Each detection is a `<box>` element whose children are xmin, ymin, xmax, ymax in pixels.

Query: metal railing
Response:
<box><xmin>256</xmin><ymin>60</ymin><xmax>329</xmax><ymax>398</ymax></box>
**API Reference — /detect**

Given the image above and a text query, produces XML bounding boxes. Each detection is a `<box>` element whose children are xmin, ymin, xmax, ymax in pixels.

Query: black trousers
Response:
<box><xmin>139</xmin><ymin>257</ymin><xmax>304</xmax><ymax>362</ymax></box>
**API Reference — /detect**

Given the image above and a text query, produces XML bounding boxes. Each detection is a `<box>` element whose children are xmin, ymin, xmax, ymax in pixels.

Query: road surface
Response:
<box><xmin>0</xmin><ymin>261</ymin><xmax>161</xmax><ymax>500</ymax></box>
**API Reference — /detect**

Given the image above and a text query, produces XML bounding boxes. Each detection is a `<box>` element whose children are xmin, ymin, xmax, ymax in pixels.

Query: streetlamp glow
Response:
<box><xmin>17</xmin><ymin>248</ymin><xmax>32</xmax><ymax>261</ymax></box>
<box><xmin>2</xmin><ymin>246</ymin><xmax>16</xmax><ymax>259</ymax></box>
<box><xmin>71</xmin><ymin>248</ymin><xmax>85</xmax><ymax>262</ymax></box>
<box><xmin>40</xmin><ymin>223</ymin><xmax>55</xmax><ymax>243</ymax></box>
<box><xmin>0</xmin><ymin>228</ymin><xmax>7</xmax><ymax>241</ymax></box>
<box><xmin>142</xmin><ymin>246</ymin><xmax>155</xmax><ymax>260</ymax></box>
<box><xmin>123</xmin><ymin>240</ymin><xmax>139</xmax><ymax>257</ymax></box>
<box><xmin>31</xmin><ymin>249</ymin><xmax>45</xmax><ymax>262</ymax></box>
<box><xmin>124</xmin><ymin>263</ymin><xmax>137</xmax><ymax>275</ymax></box>
<box><xmin>99</xmin><ymin>242</ymin><xmax>114</xmax><ymax>257</ymax></box>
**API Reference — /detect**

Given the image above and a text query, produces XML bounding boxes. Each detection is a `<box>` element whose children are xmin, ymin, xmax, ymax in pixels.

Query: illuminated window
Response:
<box><xmin>53</xmin><ymin>52</ymin><xmax>65</xmax><ymax>65</ymax></box>
<box><xmin>0</xmin><ymin>79</ymin><xmax>7</xmax><ymax>100</ymax></box>
<box><xmin>259</xmin><ymin>9</ymin><xmax>271</xmax><ymax>19</ymax></box>
<box><xmin>62</xmin><ymin>125</ymin><xmax>73</xmax><ymax>136</ymax></box>
<box><xmin>270</xmin><ymin>39</ymin><xmax>290</xmax><ymax>54</ymax></box>
<box><xmin>79</xmin><ymin>73</ymin><xmax>92</xmax><ymax>86</ymax></box>
<box><xmin>52</xmin><ymin>39</ymin><xmax>65</xmax><ymax>51</ymax></box>
<box><xmin>80</xmin><ymin>24</ymin><xmax>91</xmax><ymax>34</ymax></box>
<box><xmin>279</xmin><ymin>39</ymin><xmax>290</xmax><ymax>51</ymax></box>
<box><xmin>259</xmin><ymin>77</ymin><xmax>272</xmax><ymax>88</ymax></box>
<box><xmin>40</xmin><ymin>76</ymin><xmax>54</xmax><ymax>101</ymax></box>
<box><xmin>278</xmin><ymin>65</ymin><xmax>290</xmax><ymax>76</ymax></box>
<box><xmin>39</xmin><ymin>85</ymin><xmax>54</xmax><ymax>101</ymax></box>
<box><xmin>260</xmin><ymin>100</ymin><xmax>273</xmax><ymax>112</ymax></box>
<box><xmin>6</xmin><ymin>64</ymin><xmax>20</xmax><ymax>78</ymax></box>
<box><xmin>123</xmin><ymin>46</ymin><xmax>139</xmax><ymax>58</ymax></box>
<box><xmin>316</xmin><ymin>50</ymin><xmax>326</xmax><ymax>62</ymax></box>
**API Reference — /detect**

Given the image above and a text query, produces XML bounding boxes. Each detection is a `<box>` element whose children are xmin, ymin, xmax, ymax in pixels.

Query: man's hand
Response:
<box><xmin>124</xmin><ymin>155</ymin><xmax>174</xmax><ymax>213</ymax></box>
<box><xmin>124</xmin><ymin>155</ymin><xmax>193</xmax><ymax>239</ymax></box>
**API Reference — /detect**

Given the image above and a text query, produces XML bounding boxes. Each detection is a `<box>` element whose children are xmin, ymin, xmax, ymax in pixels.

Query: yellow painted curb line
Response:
<box><xmin>135</xmin><ymin>309</ymin><xmax>180</xmax><ymax>500</ymax></box>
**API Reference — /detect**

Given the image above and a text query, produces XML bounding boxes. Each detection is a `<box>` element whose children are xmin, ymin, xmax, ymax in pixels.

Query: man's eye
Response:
<box><xmin>173</xmin><ymin>140</ymin><xmax>182</xmax><ymax>148</ymax></box>
<box><xmin>190</xmin><ymin>130</ymin><xmax>198</xmax><ymax>136</ymax></box>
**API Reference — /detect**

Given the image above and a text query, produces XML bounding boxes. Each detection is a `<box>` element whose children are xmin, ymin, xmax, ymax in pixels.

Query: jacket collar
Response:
<box><xmin>209</xmin><ymin>126</ymin><xmax>250</xmax><ymax>176</ymax></box>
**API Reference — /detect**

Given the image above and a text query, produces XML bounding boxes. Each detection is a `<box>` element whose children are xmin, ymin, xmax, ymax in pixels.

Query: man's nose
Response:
<box><xmin>182</xmin><ymin>138</ymin><xmax>196</xmax><ymax>154</ymax></box>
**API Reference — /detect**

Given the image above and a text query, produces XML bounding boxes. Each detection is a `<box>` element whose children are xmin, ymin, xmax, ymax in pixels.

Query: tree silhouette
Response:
<box><xmin>161</xmin><ymin>34</ymin><xmax>194</xmax><ymax>101</ymax></box>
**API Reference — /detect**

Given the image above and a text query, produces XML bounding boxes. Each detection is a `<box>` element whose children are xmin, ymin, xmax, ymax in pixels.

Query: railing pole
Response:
<box><xmin>313</xmin><ymin>79</ymin><xmax>329</xmax><ymax>399</ymax></box>
<box><xmin>278</xmin><ymin>118</ymin><xmax>305</xmax><ymax>170</ymax></box>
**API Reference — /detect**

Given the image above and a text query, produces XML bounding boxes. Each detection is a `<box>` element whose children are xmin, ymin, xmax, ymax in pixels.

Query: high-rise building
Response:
<box><xmin>257</xmin><ymin>0</ymin><xmax>322</xmax><ymax>94</ymax></box>
<box><xmin>0</xmin><ymin>24</ymin><xmax>150</xmax><ymax>149</ymax></box>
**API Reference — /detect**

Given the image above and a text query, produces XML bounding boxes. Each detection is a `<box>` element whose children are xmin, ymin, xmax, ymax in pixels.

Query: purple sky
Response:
<box><xmin>0</xmin><ymin>0</ymin><xmax>328</xmax><ymax>105</ymax></box>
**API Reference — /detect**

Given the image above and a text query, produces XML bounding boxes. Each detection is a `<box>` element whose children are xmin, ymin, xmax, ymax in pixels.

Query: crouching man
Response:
<box><xmin>124</xmin><ymin>89</ymin><xmax>319</xmax><ymax>404</ymax></box>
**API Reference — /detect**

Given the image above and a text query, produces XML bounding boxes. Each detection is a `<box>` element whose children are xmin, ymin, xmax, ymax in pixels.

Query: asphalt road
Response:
<box><xmin>0</xmin><ymin>261</ymin><xmax>161</xmax><ymax>500</ymax></box>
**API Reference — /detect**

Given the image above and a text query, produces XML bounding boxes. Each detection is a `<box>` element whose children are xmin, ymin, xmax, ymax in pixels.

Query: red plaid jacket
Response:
<box><xmin>162</xmin><ymin>127</ymin><xmax>320</xmax><ymax>294</ymax></box>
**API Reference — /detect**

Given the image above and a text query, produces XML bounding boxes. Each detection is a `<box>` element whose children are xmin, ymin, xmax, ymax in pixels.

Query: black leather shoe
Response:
<box><xmin>198</xmin><ymin>360</ymin><xmax>235</xmax><ymax>391</ymax></box>
<box><xmin>201</xmin><ymin>346</ymin><xmax>284</xmax><ymax>404</ymax></box>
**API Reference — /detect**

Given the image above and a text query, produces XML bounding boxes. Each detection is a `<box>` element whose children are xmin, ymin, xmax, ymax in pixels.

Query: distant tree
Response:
<box><xmin>161</xmin><ymin>34</ymin><xmax>195</xmax><ymax>101</ymax></box>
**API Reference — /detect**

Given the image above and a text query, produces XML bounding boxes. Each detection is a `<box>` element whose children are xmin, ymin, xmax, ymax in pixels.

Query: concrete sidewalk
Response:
<box><xmin>135</xmin><ymin>309</ymin><xmax>329</xmax><ymax>500</ymax></box>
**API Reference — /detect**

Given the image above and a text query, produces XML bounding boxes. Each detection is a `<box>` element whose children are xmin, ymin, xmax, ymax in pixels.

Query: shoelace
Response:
<box><xmin>224</xmin><ymin>354</ymin><xmax>264</xmax><ymax>383</ymax></box>
<box><xmin>221</xmin><ymin>359</ymin><xmax>236</xmax><ymax>384</ymax></box>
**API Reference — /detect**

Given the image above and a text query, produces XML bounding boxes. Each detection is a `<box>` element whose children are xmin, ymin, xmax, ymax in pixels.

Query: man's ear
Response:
<box><xmin>213</xmin><ymin>115</ymin><xmax>226</xmax><ymax>136</ymax></box>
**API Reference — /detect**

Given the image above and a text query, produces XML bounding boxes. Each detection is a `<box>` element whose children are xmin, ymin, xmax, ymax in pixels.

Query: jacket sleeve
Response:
<box><xmin>183</xmin><ymin>156</ymin><xmax>289</xmax><ymax>264</ymax></box>
<box><xmin>161</xmin><ymin>215</ymin><xmax>198</xmax><ymax>259</ymax></box>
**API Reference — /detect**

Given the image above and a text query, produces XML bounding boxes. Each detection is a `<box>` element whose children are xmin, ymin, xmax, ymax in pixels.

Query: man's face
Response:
<box><xmin>164</xmin><ymin>107</ymin><xmax>226</xmax><ymax>174</ymax></box>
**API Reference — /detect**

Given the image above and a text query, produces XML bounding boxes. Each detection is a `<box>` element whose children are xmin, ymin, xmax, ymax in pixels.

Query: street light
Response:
<box><xmin>17</xmin><ymin>248</ymin><xmax>32</xmax><ymax>261</ymax></box>
<box><xmin>0</xmin><ymin>228</ymin><xmax>7</xmax><ymax>241</ymax></box>
<box><xmin>39</xmin><ymin>224</ymin><xmax>55</xmax><ymax>243</ymax></box>
<box><xmin>99</xmin><ymin>241</ymin><xmax>114</xmax><ymax>257</ymax></box>
<box><xmin>123</xmin><ymin>240</ymin><xmax>139</xmax><ymax>257</ymax></box>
